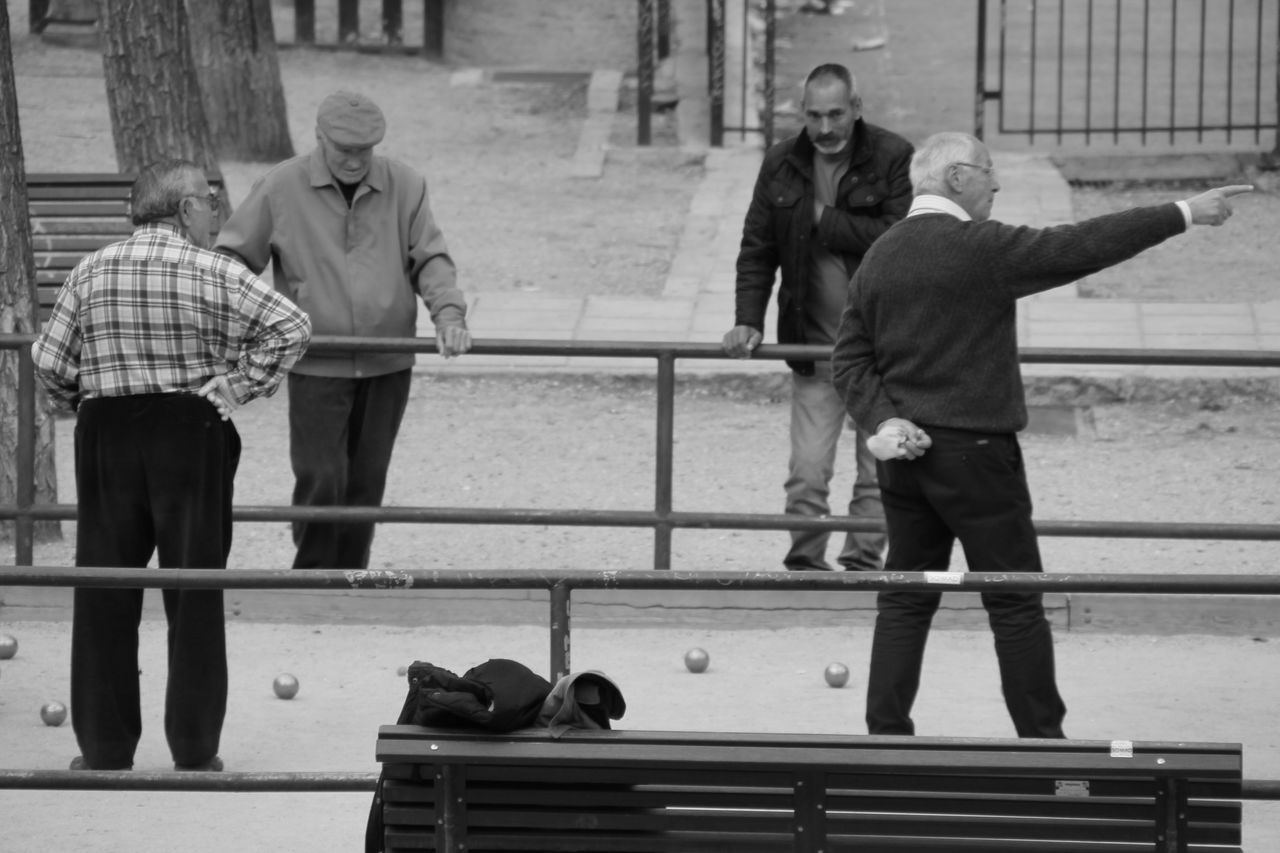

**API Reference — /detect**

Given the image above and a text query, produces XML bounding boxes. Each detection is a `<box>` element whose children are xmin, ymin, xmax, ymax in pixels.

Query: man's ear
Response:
<box><xmin>944</xmin><ymin>164</ymin><xmax>965</xmax><ymax>194</ymax></box>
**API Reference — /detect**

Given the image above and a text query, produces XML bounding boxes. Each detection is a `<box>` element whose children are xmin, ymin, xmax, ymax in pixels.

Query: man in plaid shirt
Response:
<box><xmin>32</xmin><ymin>158</ymin><xmax>311</xmax><ymax>773</ymax></box>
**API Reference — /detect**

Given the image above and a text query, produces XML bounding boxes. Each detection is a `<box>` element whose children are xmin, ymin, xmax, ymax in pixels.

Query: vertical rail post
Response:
<box><xmin>549</xmin><ymin>582</ymin><xmax>571</xmax><ymax>681</ymax></box>
<box><xmin>762</xmin><ymin>0</ymin><xmax>776</xmax><ymax>148</ymax></box>
<box><xmin>1084</xmin><ymin>0</ymin><xmax>1093</xmax><ymax>145</ymax></box>
<box><xmin>1196</xmin><ymin>0</ymin><xmax>1207</xmax><ymax>142</ymax></box>
<box><xmin>638</xmin><ymin>0</ymin><xmax>655</xmax><ymax>145</ymax></box>
<box><xmin>657</xmin><ymin>0</ymin><xmax>671</xmax><ymax>59</ymax></box>
<box><xmin>1169</xmin><ymin>2</ymin><xmax>1178</xmax><ymax>145</ymax></box>
<box><xmin>338</xmin><ymin>0</ymin><xmax>359</xmax><ymax>44</ymax></box>
<box><xmin>1142</xmin><ymin>0</ymin><xmax>1151</xmax><ymax>145</ymax></box>
<box><xmin>1273</xmin><ymin>0</ymin><xmax>1280</xmax><ymax>157</ymax></box>
<box><xmin>296</xmin><ymin>0</ymin><xmax>315</xmax><ymax>44</ymax></box>
<box><xmin>653</xmin><ymin>353</ymin><xmax>676</xmax><ymax>571</ymax></box>
<box><xmin>16</xmin><ymin>347</ymin><xmax>35</xmax><ymax>566</ymax></box>
<box><xmin>975</xmin><ymin>0</ymin><xmax>987</xmax><ymax>139</ymax></box>
<box><xmin>29</xmin><ymin>0</ymin><xmax>49</xmax><ymax>32</ymax></box>
<box><xmin>709</xmin><ymin>0</ymin><xmax>726</xmax><ymax>146</ymax></box>
<box><xmin>382</xmin><ymin>0</ymin><xmax>403</xmax><ymax>44</ymax></box>
<box><xmin>1254</xmin><ymin>0</ymin><xmax>1264</xmax><ymax>146</ymax></box>
<box><xmin>1049</xmin><ymin>0</ymin><xmax>1059</xmax><ymax>145</ymax></box>
<box><xmin>1112</xmin><ymin>0</ymin><xmax>1121</xmax><ymax>144</ymax></box>
<box><xmin>1225</xmin><ymin>0</ymin><xmax>1235</xmax><ymax>144</ymax></box>
<box><xmin>423</xmin><ymin>0</ymin><xmax>444</xmax><ymax>58</ymax></box>
<box><xmin>739</xmin><ymin>0</ymin><xmax>748</xmax><ymax>141</ymax></box>
<box><xmin>997</xmin><ymin>0</ymin><xmax>1008</xmax><ymax>136</ymax></box>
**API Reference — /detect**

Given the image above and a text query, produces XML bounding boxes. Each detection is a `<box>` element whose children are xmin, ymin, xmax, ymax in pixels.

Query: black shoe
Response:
<box><xmin>69</xmin><ymin>755</ymin><xmax>132</xmax><ymax>771</ymax></box>
<box><xmin>174</xmin><ymin>755</ymin><xmax>224</xmax><ymax>772</ymax></box>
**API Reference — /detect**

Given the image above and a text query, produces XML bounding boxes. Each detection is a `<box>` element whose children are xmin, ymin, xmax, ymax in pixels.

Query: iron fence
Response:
<box><xmin>278</xmin><ymin>0</ymin><xmax>444</xmax><ymax>55</ymax></box>
<box><xmin>708</xmin><ymin>0</ymin><xmax>776</xmax><ymax>147</ymax></box>
<box><xmin>976</xmin><ymin>0</ymin><xmax>1280</xmax><ymax>146</ymax></box>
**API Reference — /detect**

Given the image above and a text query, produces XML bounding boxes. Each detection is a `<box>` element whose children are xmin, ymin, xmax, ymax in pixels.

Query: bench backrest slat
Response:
<box><xmin>25</xmin><ymin>173</ymin><xmax>226</xmax><ymax>324</ymax></box>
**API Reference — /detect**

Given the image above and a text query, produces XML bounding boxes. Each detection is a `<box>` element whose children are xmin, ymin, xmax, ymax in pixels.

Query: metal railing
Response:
<box><xmin>4</xmin><ymin>337</ymin><xmax>1280</xmax><ymax>804</ymax></box>
<box><xmin>4</xmin><ymin>333</ymin><xmax>1280</xmax><ymax>569</ymax></box>
<box><xmin>1</xmin><ymin>566</ymin><xmax>1279</xmax><ymax>801</ymax></box>
<box><xmin>975</xmin><ymin>0</ymin><xmax>1279</xmax><ymax>145</ymax></box>
<box><xmin>278</xmin><ymin>0</ymin><xmax>444</xmax><ymax>55</ymax></box>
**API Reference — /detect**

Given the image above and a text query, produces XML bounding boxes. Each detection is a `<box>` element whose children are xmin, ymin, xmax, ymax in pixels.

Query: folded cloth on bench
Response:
<box><xmin>538</xmin><ymin>670</ymin><xmax>626</xmax><ymax>736</ymax></box>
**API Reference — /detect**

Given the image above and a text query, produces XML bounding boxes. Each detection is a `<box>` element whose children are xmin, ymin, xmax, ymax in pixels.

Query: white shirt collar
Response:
<box><xmin>907</xmin><ymin>194</ymin><xmax>971</xmax><ymax>221</ymax></box>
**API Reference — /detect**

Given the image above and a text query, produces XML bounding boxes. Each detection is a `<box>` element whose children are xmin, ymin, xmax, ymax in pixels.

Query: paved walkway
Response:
<box><xmin>418</xmin><ymin>1</ymin><xmax>1279</xmax><ymax>381</ymax></box>
<box><xmin>444</xmin><ymin>141</ymin><xmax>1280</xmax><ymax>378</ymax></box>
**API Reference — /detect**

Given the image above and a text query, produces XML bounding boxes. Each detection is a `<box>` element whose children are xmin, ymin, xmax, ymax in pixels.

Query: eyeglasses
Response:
<box><xmin>186</xmin><ymin>191</ymin><xmax>221</xmax><ymax>213</ymax></box>
<box><xmin>952</xmin><ymin>162</ymin><xmax>996</xmax><ymax>178</ymax></box>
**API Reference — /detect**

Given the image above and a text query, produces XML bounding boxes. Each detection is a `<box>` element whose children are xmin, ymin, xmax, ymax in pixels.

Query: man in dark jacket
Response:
<box><xmin>833</xmin><ymin>130</ymin><xmax>1250</xmax><ymax>738</ymax></box>
<box><xmin>722</xmin><ymin>63</ymin><xmax>913</xmax><ymax>572</ymax></box>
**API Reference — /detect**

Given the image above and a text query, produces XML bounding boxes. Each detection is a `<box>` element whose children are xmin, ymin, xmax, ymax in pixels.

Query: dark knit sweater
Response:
<box><xmin>832</xmin><ymin>203</ymin><xmax>1186</xmax><ymax>434</ymax></box>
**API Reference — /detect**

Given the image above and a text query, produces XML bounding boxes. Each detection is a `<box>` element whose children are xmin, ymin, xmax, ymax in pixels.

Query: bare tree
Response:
<box><xmin>99</xmin><ymin>0</ymin><xmax>219</xmax><ymax>174</ymax></box>
<box><xmin>187</xmin><ymin>0</ymin><xmax>294</xmax><ymax>161</ymax></box>
<box><xmin>0</xmin><ymin>1</ymin><xmax>60</xmax><ymax>548</ymax></box>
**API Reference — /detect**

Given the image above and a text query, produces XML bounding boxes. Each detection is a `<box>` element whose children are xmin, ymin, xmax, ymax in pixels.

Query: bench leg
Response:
<box><xmin>1154</xmin><ymin>778</ymin><xmax>1189</xmax><ymax>853</ymax></box>
<box><xmin>437</xmin><ymin>763</ymin><xmax>467</xmax><ymax>852</ymax></box>
<box><xmin>793</xmin><ymin>772</ymin><xmax>825</xmax><ymax>853</ymax></box>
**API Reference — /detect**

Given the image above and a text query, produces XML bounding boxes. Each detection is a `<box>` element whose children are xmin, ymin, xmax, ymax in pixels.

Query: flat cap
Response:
<box><xmin>316</xmin><ymin>91</ymin><xmax>386</xmax><ymax>147</ymax></box>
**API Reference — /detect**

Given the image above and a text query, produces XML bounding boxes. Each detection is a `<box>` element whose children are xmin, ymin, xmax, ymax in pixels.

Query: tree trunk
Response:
<box><xmin>0</xmin><ymin>1</ymin><xmax>61</xmax><ymax>548</ymax></box>
<box><xmin>187</xmin><ymin>0</ymin><xmax>295</xmax><ymax>162</ymax></box>
<box><xmin>99</xmin><ymin>0</ymin><xmax>219</xmax><ymax>175</ymax></box>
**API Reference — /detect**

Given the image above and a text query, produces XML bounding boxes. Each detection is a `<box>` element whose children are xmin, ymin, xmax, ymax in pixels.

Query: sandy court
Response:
<box><xmin>0</xmin><ymin>616</ymin><xmax>1278</xmax><ymax>851</ymax></box>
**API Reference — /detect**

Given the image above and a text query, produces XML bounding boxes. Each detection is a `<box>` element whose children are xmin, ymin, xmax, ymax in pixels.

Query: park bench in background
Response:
<box><xmin>375</xmin><ymin>725</ymin><xmax>1242</xmax><ymax>852</ymax></box>
<box><xmin>26</xmin><ymin>172</ymin><xmax>224</xmax><ymax>324</ymax></box>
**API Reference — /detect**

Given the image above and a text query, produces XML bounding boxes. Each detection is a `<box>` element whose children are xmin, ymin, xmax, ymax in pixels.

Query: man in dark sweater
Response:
<box><xmin>723</xmin><ymin>63</ymin><xmax>914</xmax><ymax>573</ymax></box>
<box><xmin>832</xmin><ymin>131</ymin><xmax>1250</xmax><ymax>737</ymax></box>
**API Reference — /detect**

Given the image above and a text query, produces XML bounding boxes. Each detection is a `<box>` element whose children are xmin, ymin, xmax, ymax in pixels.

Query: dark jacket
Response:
<box><xmin>734</xmin><ymin>119</ymin><xmax>914</xmax><ymax>374</ymax></box>
<box><xmin>833</xmin><ymin>204</ymin><xmax>1186</xmax><ymax>433</ymax></box>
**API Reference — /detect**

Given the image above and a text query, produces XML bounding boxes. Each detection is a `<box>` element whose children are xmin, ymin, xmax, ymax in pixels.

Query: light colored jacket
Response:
<box><xmin>216</xmin><ymin>147</ymin><xmax>465</xmax><ymax>378</ymax></box>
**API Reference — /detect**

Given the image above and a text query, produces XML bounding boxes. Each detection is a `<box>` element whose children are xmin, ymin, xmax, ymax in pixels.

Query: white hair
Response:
<box><xmin>909</xmin><ymin>132</ymin><xmax>984</xmax><ymax>195</ymax></box>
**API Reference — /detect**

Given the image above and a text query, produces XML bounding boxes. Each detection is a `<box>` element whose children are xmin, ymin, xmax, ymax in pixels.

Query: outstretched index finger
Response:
<box><xmin>1217</xmin><ymin>185</ymin><xmax>1254</xmax><ymax>197</ymax></box>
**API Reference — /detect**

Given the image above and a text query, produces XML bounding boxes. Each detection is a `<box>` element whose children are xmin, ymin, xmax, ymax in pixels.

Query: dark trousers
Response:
<box><xmin>72</xmin><ymin>394</ymin><xmax>239</xmax><ymax>769</ymax></box>
<box><xmin>288</xmin><ymin>369</ymin><xmax>411</xmax><ymax>569</ymax></box>
<box><xmin>866</xmin><ymin>427</ymin><xmax>1067</xmax><ymax>738</ymax></box>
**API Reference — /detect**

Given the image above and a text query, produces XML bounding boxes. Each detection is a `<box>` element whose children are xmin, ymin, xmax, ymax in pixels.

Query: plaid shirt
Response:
<box><xmin>32</xmin><ymin>223</ymin><xmax>311</xmax><ymax>413</ymax></box>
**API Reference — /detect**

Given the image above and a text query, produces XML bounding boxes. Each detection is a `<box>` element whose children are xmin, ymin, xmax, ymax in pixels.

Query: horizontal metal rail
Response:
<box><xmin>0</xmin><ymin>769</ymin><xmax>1275</xmax><ymax>799</ymax></box>
<box><xmin>4</xmin><ymin>504</ymin><xmax>1280</xmax><ymax>543</ymax></box>
<box><xmin>4</xmin><ymin>333</ymin><xmax>1280</xmax><ymax>570</ymax></box>
<box><xmin>5</xmin><ymin>567</ymin><xmax>1280</xmax><ymax>594</ymax></box>
<box><xmin>0</xmin><ymin>769</ymin><xmax>378</xmax><ymax>791</ymax></box>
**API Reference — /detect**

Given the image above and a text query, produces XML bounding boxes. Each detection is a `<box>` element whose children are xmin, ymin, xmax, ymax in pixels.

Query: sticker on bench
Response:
<box><xmin>1054</xmin><ymin>780</ymin><xmax>1090</xmax><ymax>797</ymax></box>
<box><xmin>923</xmin><ymin>572</ymin><xmax>963</xmax><ymax>585</ymax></box>
<box><xmin>1110</xmin><ymin>740</ymin><xmax>1134</xmax><ymax>758</ymax></box>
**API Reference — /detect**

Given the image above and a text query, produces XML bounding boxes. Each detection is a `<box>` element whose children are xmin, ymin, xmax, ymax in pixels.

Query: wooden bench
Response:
<box><xmin>27</xmin><ymin>172</ymin><xmax>224</xmax><ymax>323</ymax></box>
<box><xmin>375</xmin><ymin>725</ymin><xmax>1242</xmax><ymax>852</ymax></box>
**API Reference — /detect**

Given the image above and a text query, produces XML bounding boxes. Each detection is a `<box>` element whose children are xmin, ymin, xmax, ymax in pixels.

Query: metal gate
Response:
<box><xmin>707</xmin><ymin>0</ymin><xmax>776</xmax><ymax>147</ymax></box>
<box><xmin>976</xmin><ymin>0</ymin><xmax>1279</xmax><ymax>146</ymax></box>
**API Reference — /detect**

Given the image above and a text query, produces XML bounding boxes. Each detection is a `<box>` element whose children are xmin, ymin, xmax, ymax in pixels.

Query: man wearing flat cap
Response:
<box><xmin>217</xmin><ymin>90</ymin><xmax>470</xmax><ymax>570</ymax></box>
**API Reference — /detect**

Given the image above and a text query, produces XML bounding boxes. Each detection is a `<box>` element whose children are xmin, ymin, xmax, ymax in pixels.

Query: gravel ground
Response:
<box><xmin>8</xmin><ymin>0</ymin><xmax>1279</xmax><ymax>587</ymax></box>
<box><xmin>18</xmin><ymin>373</ymin><xmax>1280</xmax><ymax>581</ymax></box>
